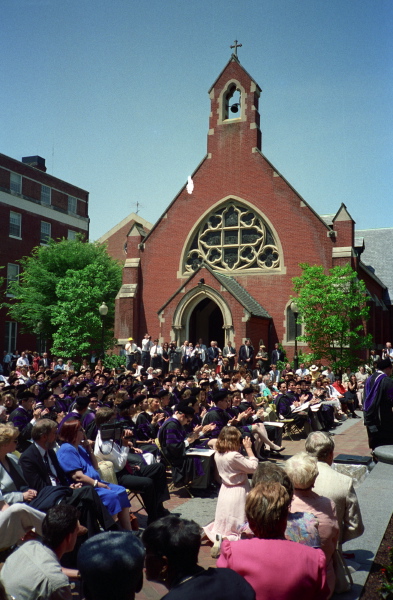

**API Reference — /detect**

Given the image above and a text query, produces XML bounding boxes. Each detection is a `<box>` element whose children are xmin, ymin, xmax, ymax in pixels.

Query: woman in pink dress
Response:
<box><xmin>203</xmin><ymin>426</ymin><xmax>258</xmax><ymax>556</ymax></box>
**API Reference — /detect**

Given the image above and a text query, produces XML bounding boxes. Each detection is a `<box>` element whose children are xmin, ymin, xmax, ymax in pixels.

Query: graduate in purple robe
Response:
<box><xmin>158</xmin><ymin>406</ymin><xmax>204</xmax><ymax>485</ymax></box>
<box><xmin>364</xmin><ymin>358</ymin><xmax>393</xmax><ymax>449</ymax></box>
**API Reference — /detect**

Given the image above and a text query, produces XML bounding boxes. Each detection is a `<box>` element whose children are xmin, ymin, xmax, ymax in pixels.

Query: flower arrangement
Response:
<box><xmin>380</xmin><ymin>546</ymin><xmax>393</xmax><ymax>599</ymax></box>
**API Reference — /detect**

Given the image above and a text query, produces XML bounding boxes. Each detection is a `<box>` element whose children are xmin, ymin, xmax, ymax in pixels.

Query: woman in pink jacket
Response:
<box><xmin>217</xmin><ymin>481</ymin><xmax>329</xmax><ymax>600</ymax></box>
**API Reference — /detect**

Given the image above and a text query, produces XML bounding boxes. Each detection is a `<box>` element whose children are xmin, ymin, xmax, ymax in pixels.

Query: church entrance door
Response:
<box><xmin>188</xmin><ymin>297</ymin><xmax>224</xmax><ymax>348</ymax></box>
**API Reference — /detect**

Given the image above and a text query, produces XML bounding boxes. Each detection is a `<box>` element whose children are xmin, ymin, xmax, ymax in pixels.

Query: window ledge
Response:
<box><xmin>9</xmin><ymin>235</ymin><xmax>22</xmax><ymax>240</ymax></box>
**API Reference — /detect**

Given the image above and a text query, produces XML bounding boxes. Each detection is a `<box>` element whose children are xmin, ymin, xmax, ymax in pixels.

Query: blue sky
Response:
<box><xmin>2</xmin><ymin>0</ymin><xmax>392</xmax><ymax>241</ymax></box>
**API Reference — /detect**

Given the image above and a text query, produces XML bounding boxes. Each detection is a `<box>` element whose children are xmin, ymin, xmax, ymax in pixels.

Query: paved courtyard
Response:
<box><xmin>134</xmin><ymin>414</ymin><xmax>385</xmax><ymax>600</ymax></box>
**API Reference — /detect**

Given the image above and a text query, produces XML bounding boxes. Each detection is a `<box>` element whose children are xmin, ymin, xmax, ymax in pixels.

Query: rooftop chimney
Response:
<box><xmin>22</xmin><ymin>155</ymin><xmax>47</xmax><ymax>172</ymax></box>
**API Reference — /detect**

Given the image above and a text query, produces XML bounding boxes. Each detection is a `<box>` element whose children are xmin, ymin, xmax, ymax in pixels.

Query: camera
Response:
<box><xmin>100</xmin><ymin>421</ymin><xmax>126</xmax><ymax>443</ymax></box>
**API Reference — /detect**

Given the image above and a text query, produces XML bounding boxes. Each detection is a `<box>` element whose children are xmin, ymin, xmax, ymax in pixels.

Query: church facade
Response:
<box><xmin>109</xmin><ymin>54</ymin><xmax>391</xmax><ymax>357</ymax></box>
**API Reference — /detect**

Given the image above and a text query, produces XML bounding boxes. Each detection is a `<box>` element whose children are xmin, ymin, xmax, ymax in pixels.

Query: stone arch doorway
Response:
<box><xmin>171</xmin><ymin>284</ymin><xmax>233</xmax><ymax>348</ymax></box>
<box><xmin>188</xmin><ymin>297</ymin><xmax>224</xmax><ymax>348</ymax></box>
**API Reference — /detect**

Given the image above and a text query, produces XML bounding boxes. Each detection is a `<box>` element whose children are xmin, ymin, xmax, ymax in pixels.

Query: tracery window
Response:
<box><xmin>184</xmin><ymin>202</ymin><xmax>280</xmax><ymax>273</ymax></box>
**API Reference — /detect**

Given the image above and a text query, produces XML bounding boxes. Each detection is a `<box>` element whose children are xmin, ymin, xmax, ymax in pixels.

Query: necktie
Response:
<box><xmin>44</xmin><ymin>452</ymin><xmax>60</xmax><ymax>485</ymax></box>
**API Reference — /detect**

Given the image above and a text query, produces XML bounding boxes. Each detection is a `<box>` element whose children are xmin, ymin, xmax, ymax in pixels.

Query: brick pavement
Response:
<box><xmin>135</xmin><ymin>416</ymin><xmax>370</xmax><ymax>600</ymax></box>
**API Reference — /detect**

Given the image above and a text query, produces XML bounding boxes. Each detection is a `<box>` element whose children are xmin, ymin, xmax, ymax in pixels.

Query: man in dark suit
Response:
<box><xmin>238</xmin><ymin>339</ymin><xmax>254</xmax><ymax>369</ymax></box>
<box><xmin>206</xmin><ymin>341</ymin><xmax>220</xmax><ymax>368</ymax></box>
<box><xmin>19</xmin><ymin>419</ymin><xmax>115</xmax><ymax>536</ymax></box>
<box><xmin>271</xmin><ymin>342</ymin><xmax>284</xmax><ymax>365</ymax></box>
<box><xmin>38</xmin><ymin>352</ymin><xmax>50</xmax><ymax>368</ymax></box>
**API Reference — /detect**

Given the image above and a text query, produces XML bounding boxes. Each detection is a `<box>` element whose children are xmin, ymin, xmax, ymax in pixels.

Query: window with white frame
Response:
<box><xmin>40</xmin><ymin>221</ymin><xmax>51</xmax><ymax>244</ymax></box>
<box><xmin>9</xmin><ymin>211</ymin><xmax>21</xmax><ymax>238</ymax></box>
<box><xmin>10</xmin><ymin>173</ymin><xmax>22</xmax><ymax>194</ymax></box>
<box><xmin>7</xmin><ymin>263</ymin><xmax>19</xmax><ymax>297</ymax></box>
<box><xmin>41</xmin><ymin>185</ymin><xmax>51</xmax><ymax>205</ymax></box>
<box><xmin>5</xmin><ymin>322</ymin><xmax>17</xmax><ymax>354</ymax></box>
<box><xmin>68</xmin><ymin>196</ymin><xmax>77</xmax><ymax>214</ymax></box>
<box><xmin>68</xmin><ymin>229</ymin><xmax>77</xmax><ymax>240</ymax></box>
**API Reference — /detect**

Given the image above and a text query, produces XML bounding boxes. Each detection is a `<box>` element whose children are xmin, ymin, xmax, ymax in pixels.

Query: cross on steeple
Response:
<box><xmin>230</xmin><ymin>40</ymin><xmax>242</xmax><ymax>57</ymax></box>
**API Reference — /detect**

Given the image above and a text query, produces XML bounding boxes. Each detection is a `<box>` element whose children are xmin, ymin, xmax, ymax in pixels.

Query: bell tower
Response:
<box><xmin>207</xmin><ymin>43</ymin><xmax>262</xmax><ymax>158</ymax></box>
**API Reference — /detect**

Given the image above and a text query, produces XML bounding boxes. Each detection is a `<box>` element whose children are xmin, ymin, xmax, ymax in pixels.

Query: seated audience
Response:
<box><xmin>56</xmin><ymin>418</ymin><xmax>131</xmax><ymax>531</ymax></box>
<box><xmin>158</xmin><ymin>405</ymin><xmax>205</xmax><ymax>485</ymax></box>
<box><xmin>0</xmin><ymin>490</ymin><xmax>45</xmax><ymax>549</ymax></box>
<box><xmin>93</xmin><ymin>407</ymin><xmax>170</xmax><ymax>524</ymax></box>
<box><xmin>9</xmin><ymin>390</ymin><xmax>41</xmax><ymax>451</ymax></box>
<box><xmin>20</xmin><ymin>419</ymin><xmax>116</xmax><ymax>535</ymax></box>
<box><xmin>1</xmin><ymin>504</ymin><xmax>80</xmax><ymax>600</ymax></box>
<box><xmin>78</xmin><ymin>531</ymin><xmax>145</xmax><ymax>600</ymax></box>
<box><xmin>305</xmin><ymin>431</ymin><xmax>364</xmax><ymax>545</ymax></box>
<box><xmin>143</xmin><ymin>515</ymin><xmax>256</xmax><ymax>600</ymax></box>
<box><xmin>217</xmin><ymin>482</ymin><xmax>329</xmax><ymax>599</ymax></box>
<box><xmin>285</xmin><ymin>452</ymin><xmax>339</xmax><ymax>597</ymax></box>
<box><xmin>251</xmin><ymin>462</ymin><xmax>321</xmax><ymax>547</ymax></box>
<box><xmin>305</xmin><ymin>431</ymin><xmax>364</xmax><ymax>593</ymax></box>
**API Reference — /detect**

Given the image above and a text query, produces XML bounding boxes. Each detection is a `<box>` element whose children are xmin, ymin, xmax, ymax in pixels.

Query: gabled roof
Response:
<box><xmin>333</xmin><ymin>203</ymin><xmax>355</xmax><ymax>223</ymax></box>
<box><xmin>214</xmin><ymin>271</ymin><xmax>271</xmax><ymax>318</ymax></box>
<box><xmin>157</xmin><ymin>263</ymin><xmax>271</xmax><ymax>318</ymax></box>
<box><xmin>208</xmin><ymin>55</ymin><xmax>262</xmax><ymax>94</ymax></box>
<box><xmin>97</xmin><ymin>212</ymin><xmax>153</xmax><ymax>244</ymax></box>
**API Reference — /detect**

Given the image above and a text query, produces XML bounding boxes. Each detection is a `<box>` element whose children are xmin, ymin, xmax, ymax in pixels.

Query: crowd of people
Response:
<box><xmin>0</xmin><ymin>336</ymin><xmax>390</xmax><ymax>599</ymax></box>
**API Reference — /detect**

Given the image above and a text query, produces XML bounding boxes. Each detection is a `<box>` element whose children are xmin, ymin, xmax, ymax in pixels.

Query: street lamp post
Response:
<box><xmin>290</xmin><ymin>300</ymin><xmax>299</xmax><ymax>372</ymax></box>
<box><xmin>99</xmin><ymin>302</ymin><xmax>108</xmax><ymax>359</ymax></box>
<box><xmin>36</xmin><ymin>320</ymin><xmax>43</xmax><ymax>355</ymax></box>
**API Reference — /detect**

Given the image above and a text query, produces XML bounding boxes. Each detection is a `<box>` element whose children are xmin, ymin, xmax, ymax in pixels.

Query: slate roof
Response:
<box><xmin>214</xmin><ymin>271</ymin><xmax>271</xmax><ymax>318</ymax></box>
<box><xmin>157</xmin><ymin>263</ymin><xmax>271</xmax><ymax>318</ymax></box>
<box><xmin>356</xmin><ymin>228</ymin><xmax>393</xmax><ymax>305</ymax></box>
<box><xmin>320</xmin><ymin>214</ymin><xmax>335</xmax><ymax>227</ymax></box>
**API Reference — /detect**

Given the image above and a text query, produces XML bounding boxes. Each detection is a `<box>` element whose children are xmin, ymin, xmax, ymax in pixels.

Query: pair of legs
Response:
<box><xmin>0</xmin><ymin>504</ymin><xmax>44</xmax><ymax>549</ymax></box>
<box><xmin>251</xmin><ymin>423</ymin><xmax>284</xmax><ymax>456</ymax></box>
<box><xmin>341</xmin><ymin>399</ymin><xmax>360</xmax><ymax>418</ymax></box>
<box><xmin>116</xmin><ymin>462</ymin><xmax>170</xmax><ymax>524</ymax></box>
<box><xmin>95</xmin><ymin>483</ymin><xmax>132</xmax><ymax>531</ymax></box>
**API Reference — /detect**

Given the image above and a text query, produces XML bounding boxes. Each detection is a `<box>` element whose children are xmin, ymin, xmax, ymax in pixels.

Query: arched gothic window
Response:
<box><xmin>184</xmin><ymin>201</ymin><xmax>280</xmax><ymax>273</ymax></box>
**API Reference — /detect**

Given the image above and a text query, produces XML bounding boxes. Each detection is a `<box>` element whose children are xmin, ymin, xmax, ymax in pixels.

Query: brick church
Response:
<box><xmin>105</xmin><ymin>51</ymin><xmax>391</xmax><ymax>358</ymax></box>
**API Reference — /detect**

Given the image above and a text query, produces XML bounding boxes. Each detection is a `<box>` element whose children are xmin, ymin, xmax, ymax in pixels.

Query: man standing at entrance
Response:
<box><xmin>223</xmin><ymin>341</ymin><xmax>236</xmax><ymax>370</ymax></box>
<box><xmin>364</xmin><ymin>358</ymin><xmax>393</xmax><ymax>450</ymax></box>
<box><xmin>271</xmin><ymin>342</ymin><xmax>284</xmax><ymax>366</ymax></box>
<box><xmin>198</xmin><ymin>339</ymin><xmax>208</xmax><ymax>364</ymax></box>
<box><xmin>125</xmin><ymin>338</ymin><xmax>139</xmax><ymax>370</ymax></box>
<box><xmin>207</xmin><ymin>341</ymin><xmax>220</xmax><ymax>369</ymax></box>
<box><xmin>150</xmin><ymin>339</ymin><xmax>163</xmax><ymax>370</ymax></box>
<box><xmin>238</xmin><ymin>339</ymin><xmax>254</xmax><ymax>369</ymax></box>
<box><xmin>141</xmin><ymin>334</ymin><xmax>153</xmax><ymax>370</ymax></box>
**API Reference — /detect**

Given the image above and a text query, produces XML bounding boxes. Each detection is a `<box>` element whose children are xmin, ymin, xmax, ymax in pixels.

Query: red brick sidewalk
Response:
<box><xmin>135</xmin><ymin>419</ymin><xmax>370</xmax><ymax>599</ymax></box>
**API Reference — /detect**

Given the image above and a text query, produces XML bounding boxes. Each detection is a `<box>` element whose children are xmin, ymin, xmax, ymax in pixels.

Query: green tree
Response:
<box><xmin>8</xmin><ymin>238</ymin><xmax>122</xmax><ymax>360</ymax></box>
<box><xmin>102</xmin><ymin>354</ymin><xmax>127</xmax><ymax>371</ymax></box>
<box><xmin>292</xmin><ymin>263</ymin><xmax>372</xmax><ymax>371</ymax></box>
